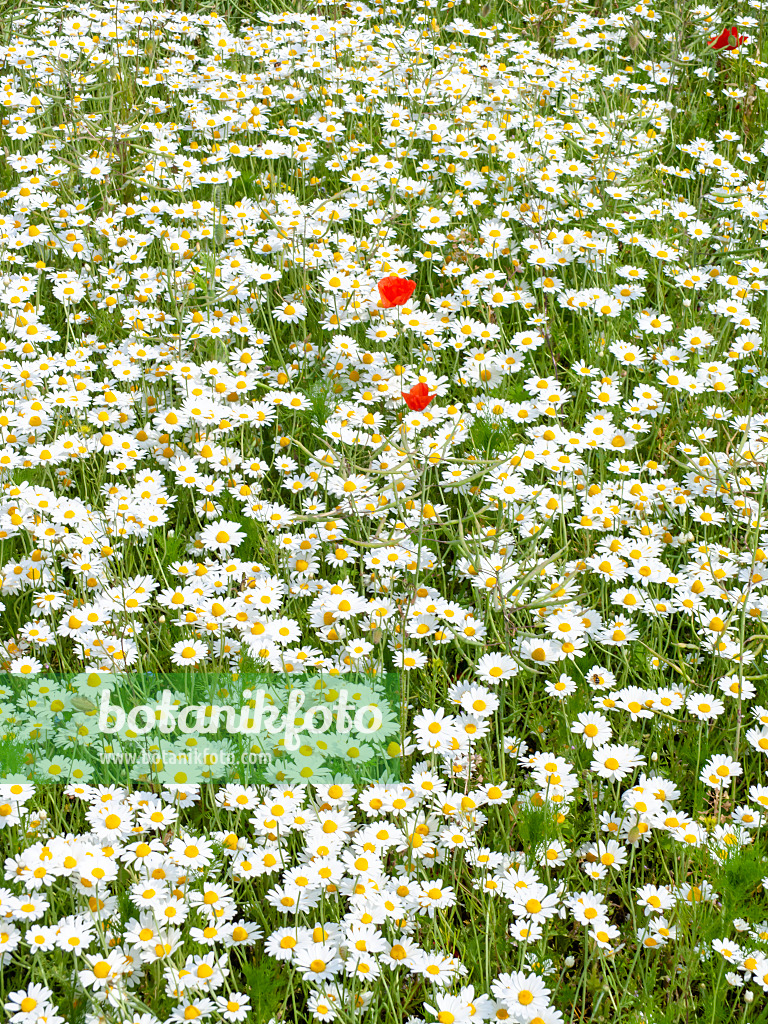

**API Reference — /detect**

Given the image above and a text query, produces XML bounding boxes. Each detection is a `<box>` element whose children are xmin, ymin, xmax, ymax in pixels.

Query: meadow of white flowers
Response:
<box><xmin>2</xmin><ymin>0</ymin><xmax>768</xmax><ymax>1020</ymax></box>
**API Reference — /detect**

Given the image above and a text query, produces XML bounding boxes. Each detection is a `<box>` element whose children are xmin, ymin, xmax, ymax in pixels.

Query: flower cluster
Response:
<box><xmin>2</xmin><ymin>0</ymin><xmax>768</xmax><ymax>1020</ymax></box>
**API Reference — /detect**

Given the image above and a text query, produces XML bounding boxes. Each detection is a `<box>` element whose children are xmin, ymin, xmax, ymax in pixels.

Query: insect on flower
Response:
<box><xmin>377</xmin><ymin>276</ymin><xmax>417</xmax><ymax>308</ymax></box>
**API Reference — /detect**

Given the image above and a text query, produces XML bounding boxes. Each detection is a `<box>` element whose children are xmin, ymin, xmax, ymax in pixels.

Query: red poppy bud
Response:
<box><xmin>708</xmin><ymin>25</ymin><xmax>746</xmax><ymax>50</ymax></box>
<box><xmin>378</xmin><ymin>276</ymin><xmax>417</xmax><ymax>308</ymax></box>
<box><xmin>402</xmin><ymin>382</ymin><xmax>433</xmax><ymax>412</ymax></box>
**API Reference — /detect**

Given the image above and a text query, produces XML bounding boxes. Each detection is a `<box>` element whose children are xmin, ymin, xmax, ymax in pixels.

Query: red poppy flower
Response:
<box><xmin>402</xmin><ymin>382</ymin><xmax>433</xmax><ymax>411</ymax></box>
<box><xmin>708</xmin><ymin>26</ymin><xmax>746</xmax><ymax>50</ymax></box>
<box><xmin>378</xmin><ymin>276</ymin><xmax>416</xmax><ymax>308</ymax></box>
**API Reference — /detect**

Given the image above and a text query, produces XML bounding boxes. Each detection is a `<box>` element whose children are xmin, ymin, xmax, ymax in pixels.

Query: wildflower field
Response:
<box><xmin>5</xmin><ymin>0</ymin><xmax>768</xmax><ymax>1020</ymax></box>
